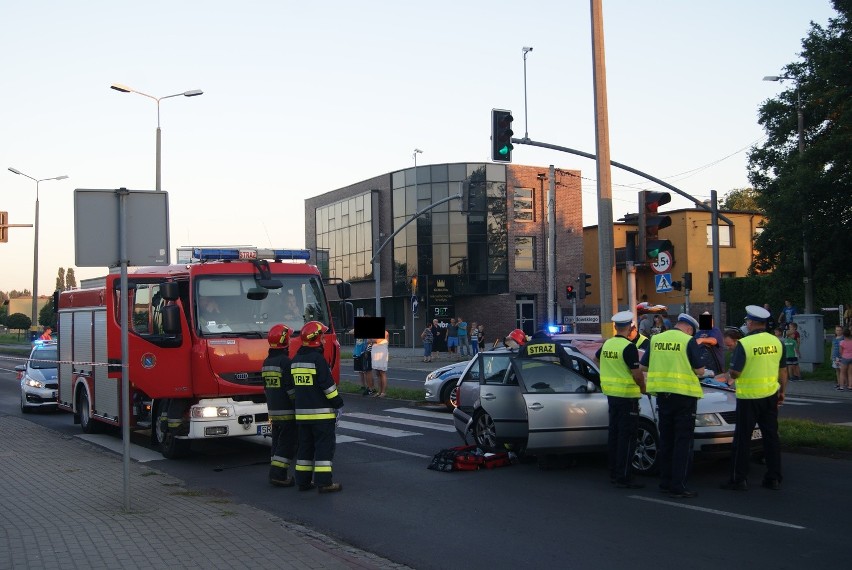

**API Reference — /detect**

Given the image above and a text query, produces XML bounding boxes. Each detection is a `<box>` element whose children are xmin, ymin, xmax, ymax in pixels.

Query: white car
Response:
<box><xmin>424</xmin><ymin>360</ymin><xmax>470</xmax><ymax>411</ymax></box>
<box><xmin>16</xmin><ymin>341</ymin><xmax>59</xmax><ymax>413</ymax></box>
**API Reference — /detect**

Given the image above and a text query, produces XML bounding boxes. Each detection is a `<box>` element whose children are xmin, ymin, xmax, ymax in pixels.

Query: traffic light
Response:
<box><xmin>578</xmin><ymin>273</ymin><xmax>592</xmax><ymax>300</ymax></box>
<box><xmin>683</xmin><ymin>272</ymin><xmax>692</xmax><ymax>290</ymax></box>
<box><xmin>0</xmin><ymin>211</ymin><xmax>7</xmax><ymax>243</ymax></box>
<box><xmin>638</xmin><ymin>190</ymin><xmax>672</xmax><ymax>261</ymax></box>
<box><xmin>491</xmin><ymin>109</ymin><xmax>514</xmax><ymax>163</ymax></box>
<box><xmin>566</xmin><ymin>285</ymin><xmax>576</xmax><ymax>301</ymax></box>
<box><xmin>672</xmin><ymin>281</ymin><xmax>683</xmax><ymax>291</ymax></box>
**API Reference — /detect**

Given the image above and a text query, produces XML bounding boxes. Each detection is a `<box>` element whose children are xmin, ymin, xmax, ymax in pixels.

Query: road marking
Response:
<box><xmin>785</xmin><ymin>397</ymin><xmax>841</xmax><ymax>404</ymax></box>
<box><xmin>384</xmin><ymin>407</ymin><xmax>452</xmax><ymax>420</ymax></box>
<box><xmin>630</xmin><ymin>495</ymin><xmax>806</xmax><ymax>529</ymax></box>
<box><xmin>353</xmin><ymin>441</ymin><xmax>431</xmax><ymax>458</ymax></box>
<box><xmin>76</xmin><ymin>434</ymin><xmax>164</xmax><ymax>463</ymax></box>
<box><xmin>344</xmin><ymin>412</ymin><xmax>455</xmax><ymax>432</ymax></box>
<box><xmin>835</xmin><ymin>422</ymin><xmax>852</xmax><ymax>427</ymax></box>
<box><xmin>337</xmin><ymin>420</ymin><xmax>421</xmax><ymax>438</ymax></box>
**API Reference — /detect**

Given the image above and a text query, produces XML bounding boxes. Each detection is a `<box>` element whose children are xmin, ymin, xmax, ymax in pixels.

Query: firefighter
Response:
<box><xmin>291</xmin><ymin>321</ymin><xmax>344</xmax><ymax>493</ymax></box>
<box><xmin>503</xmin><ymin>328</ymin><xmax>528</xmax><ymax>350</ymax></box>
<box><xmin>261</xmin><ymin>323</ymin><xmax>297</xmax><ymax>487</ymax></box>
<box><xmin>517</xmin><ymin>329</ymin><xmax>574</xmax><ymax>368</ymax></box>
<box><xmin>721</xmin><ymin>305</ymin><xmax>787</xmax><ymax>491</ymax></box>
<box><xmin>596</xmin><ymin>311</ymin><xmax>646</xmax><ymax>489</ymax></box>
<box><xmin>640</xmin><ymin>313</ymin><xmax>705</xmax><ymax>498</ymax></box>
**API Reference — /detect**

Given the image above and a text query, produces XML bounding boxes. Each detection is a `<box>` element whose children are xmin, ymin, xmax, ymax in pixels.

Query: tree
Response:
<box><xmin>720</xmin><ymin>187</ymin><xmax>761</xmax><ymax>212</ymax></box>
<box><xmin>747</xmin><ymin>0</ymin><xmax>852</xmax><ymax>296</ymax></box>
<box><xmin>39</xmin><ymin>298</ymin><xmax>56</xmax><ymax>330</ymax></box>
<box><xmin>56</xmin><ymin>268</ymin><xmax>66</xmax><ymax>291</ymax></box>
<box><xmin>7</xmin><ymin>313</ymin><xmax>31</xmax><ymax>340</ymax></box>
<box><xmin>66</xmin><ymin>268</ymin><xmax>77</xmax><ymax>289</ymax></box>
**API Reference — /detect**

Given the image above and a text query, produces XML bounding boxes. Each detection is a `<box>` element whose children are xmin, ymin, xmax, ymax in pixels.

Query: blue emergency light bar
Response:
<box><xmin>191</xmin><ymin>247</ymin><xmax>311</xmax><ymax>262</ymax></box>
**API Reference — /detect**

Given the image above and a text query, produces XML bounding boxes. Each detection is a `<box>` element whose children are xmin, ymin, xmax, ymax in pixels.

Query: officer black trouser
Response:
<box><xmin>295</xmin><ymin>420</ymin><xmax>337</xmax><ymax>487</ymax></box>
<box><xmin>269</xmin><ymin>420</ymin><xmax>299</xmax><ymax>482</ymax></box>
<box><xmin>656</xmin><ymin>393</ymin><xmax>697</xmax><ymax>493</ymax></box>
<box><xmin>730</xmin><ymin>393</ymin><xmax>781</xmax><ymax>484</ymax></box>
<box><xmin>607</xmin><ymin>396</ymin><xmax>640</xmax><ymax>483</ymax></box>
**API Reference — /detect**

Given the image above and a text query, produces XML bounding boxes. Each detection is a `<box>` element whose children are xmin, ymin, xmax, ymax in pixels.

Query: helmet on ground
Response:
<box><xmin>505</xmin><ymin>329</ymin><xmax>528</xmax><ymax>348</ymax></box>
<box><xmin>267</xmin><ymin>323</ymin><xmax>291</xmax><ymax>349</ymax></box>
<box><xmin>300</xmin><ymin>321</ymin><xmax>328</xmax><ymax>347</ymax></box>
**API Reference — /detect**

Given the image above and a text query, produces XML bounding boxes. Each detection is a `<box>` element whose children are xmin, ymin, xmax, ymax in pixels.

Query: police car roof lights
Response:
<box><xmin>191</xmin><ymin>247</ymin><xmax>311</xmax><ymax>263</ymax></box>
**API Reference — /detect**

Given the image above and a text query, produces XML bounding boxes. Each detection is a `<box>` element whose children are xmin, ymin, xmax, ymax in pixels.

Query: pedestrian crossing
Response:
<box><xmin>783</xmin><ymin>396</ymin><xmax>842</xmax><ymax>406</ymax></box>
<box><xmin>337</xmin><ymin>407</ymin><xmax>455</xmax><ymax>443</ymax></box>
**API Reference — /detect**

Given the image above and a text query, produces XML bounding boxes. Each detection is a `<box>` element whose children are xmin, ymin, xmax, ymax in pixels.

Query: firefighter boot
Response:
<box><xmin>318</xmin><ymin>482</ymin><xmax>343</xmax><ymax>494</ymax></box>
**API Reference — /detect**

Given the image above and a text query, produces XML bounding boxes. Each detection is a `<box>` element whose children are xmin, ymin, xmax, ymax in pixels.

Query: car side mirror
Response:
<box><xmin>15</xmin><ymin>364</ymin><xmax>26</xmax><ymax>372</ymax></box>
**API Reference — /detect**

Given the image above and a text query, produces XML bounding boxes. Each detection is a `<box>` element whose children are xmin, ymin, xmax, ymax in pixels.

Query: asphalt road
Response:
<box><xmin>2</xmin><ymin>359</ymin><xmax>852</xmax><ymax>568</ymax></box>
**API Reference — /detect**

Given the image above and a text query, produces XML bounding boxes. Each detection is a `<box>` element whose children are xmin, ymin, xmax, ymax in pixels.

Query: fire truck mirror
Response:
<box><xmin>247</xmin><ymin>287</ymin><xmax>269</xmax><ymax>301</ymax></box>
<box><xmin>162</xmin><ymin>305</ymin><xmax>181</xmax><ymax>335</ymax></box>
<box><xmin>341</xmin><ymin>301</ymin><xmax>354</xmax><ymax>330</ymax></box>
<box><xmin>336</xmin><ymin>281</ymin><xmax>352</xmax><ymax>300</ymax></box>
<box><xmin>255</xmin><ymin>278</ymin><xmax>283</xmax><ymax>290</ymax></box>
<box><xmin>160</xmin><ymin>281</ymin><xmax>180</xmax><ymax>301</ymax></box>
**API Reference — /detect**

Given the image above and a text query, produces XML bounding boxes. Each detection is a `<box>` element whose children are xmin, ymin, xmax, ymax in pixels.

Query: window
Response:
<box><xmin>706</xmin><ymin>224</ymin><xmax>732</xmax><ymax>247</ymax></box>
<box><xmin>513</xmin><ymin>188</ymin><xmax>535</xmax><ymax>222</ymax></box>
<box><xmin>514</xmin><ymin>237</ymin><xmax>535</xmax><ymax>271</ymax></box>
<box><xmin>516</xmin><ymin>359</ymin><xmax>590</xmax><ymax>394</ymax></box>
<box><xmin>481</xmin><ymin>355</ymin><xmax>512</xmax><ymax>384</ymax></box>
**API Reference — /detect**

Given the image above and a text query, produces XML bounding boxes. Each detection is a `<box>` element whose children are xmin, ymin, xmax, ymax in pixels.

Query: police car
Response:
<box><xmin>451</xmin><ymin>336</ymin><xmax>761</xmax><ymax>474</ymax></box>
<box><xmin>16</xmin><ymin>340</ymin><xmax>59</xmax><ymax>413</ymax></box>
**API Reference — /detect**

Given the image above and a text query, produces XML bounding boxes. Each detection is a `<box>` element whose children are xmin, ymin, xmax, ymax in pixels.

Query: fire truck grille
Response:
<box><xmin>221</xmin><ymin>372</ymin><xmax>264</xmax><ymax>386</ymax></box>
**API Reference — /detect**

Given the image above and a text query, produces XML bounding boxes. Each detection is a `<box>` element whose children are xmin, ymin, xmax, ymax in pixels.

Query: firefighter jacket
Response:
<box><xmin>736</xmin><ymin>332</ymin><xmax>783</xmax><ymax>399</ymax></box>
<box><xmin>517</xmin><ymin>337</ymin><xmax>574</xmax><ymax>368</ymax></box>
<box><xmin>599</xmin><ymin>336</ymin><xmax>642</xmax><ymax>398</ymax></box>
<box><xmin>291</xmin><ymin>346</ymin><xmax>344</xmax><ymax>421</ymax></box>
<box><xmin>262</xmin><ymin>348</ymin><xmax>295</xmax><ymax>422</ymax></box>
<box><xmin>645</xmin><ymin>329</ymin><xmax>703</xmax><ymax>398</ymax></box>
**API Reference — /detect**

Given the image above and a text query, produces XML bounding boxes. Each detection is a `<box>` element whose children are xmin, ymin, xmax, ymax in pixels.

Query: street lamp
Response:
<box><xmin>411</xmin><ymin>149</ymin><xmax>423</xmax><ymax>349</ymax></box>
<box><xmin>522</xmin><ymin>46</ymin><xmax>533</xmax><ymax>141</ymax></box>
<box><xmin>763</xmin><ymin>74</ymin><xmax>812</xmax><ymax>313</ymax></box>
<box><xmin>110</xmin><ymin>83</ymin><xmax>203</xmax><ymax>191</ymax></box>
<box><xmin>7</xmin><ymin>167</ymin><xmax>69</xmax><ymax>334</ymax></box>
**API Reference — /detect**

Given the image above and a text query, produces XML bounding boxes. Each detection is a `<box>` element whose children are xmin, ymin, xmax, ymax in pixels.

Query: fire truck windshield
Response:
<box><xmin>195</xmin><ymin>275</ymin><xmax>330</xmax><ymax>336</ymax></box>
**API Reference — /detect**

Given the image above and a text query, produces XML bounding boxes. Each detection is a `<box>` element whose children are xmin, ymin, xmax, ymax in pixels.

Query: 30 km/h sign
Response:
<box><xmin>651</xmin><ymin>250</ymin><xmax>672</xmax><ymax>274</ymax></box>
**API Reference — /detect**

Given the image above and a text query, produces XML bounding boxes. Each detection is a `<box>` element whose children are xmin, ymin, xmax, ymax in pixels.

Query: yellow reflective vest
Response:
<box><xmin>646</xmin><ymin>329</ymin><xmax>703</xmax><ymax>398</ymax></box>
<box><xmin>599</xmin><ymin>336</ymin><xmax>641</xmax><ymax>398</ymax></box>
<box><xmin>736</xmin><ymin>332</ymin><xmax>783</xmax><ymax>399</ymax></box>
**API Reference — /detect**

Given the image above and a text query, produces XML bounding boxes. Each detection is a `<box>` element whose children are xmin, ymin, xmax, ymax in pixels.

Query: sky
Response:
<box><xmin>0</xmin><ymin>0</ymin><xmax>838</xmax><ymax>295</ymax></box>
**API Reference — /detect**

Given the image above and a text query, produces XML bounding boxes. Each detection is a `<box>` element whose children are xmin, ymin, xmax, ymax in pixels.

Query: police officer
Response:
<box><xmin>291</xmin><ymin>321</ymin><xmax>344</xmax><ymax>493</ymax></box>
<box><xmin>596</xmin><ymin>311</ymin><xmax>646</xmax><ymax>489</ymax></box>
<box><xmin>626</xmin><ymin>323</ymin><xmax>649</xmax><ymax>352</ymax></box>
<box><xmin>721</xmin><ymin>305</ymin><xmax>787</xmax><ymax>491</ymax></box>
<box><xmin>517</xmin><ymin>329</ymin><xmax>574</xmax><ymax>368</ymax></box>
<box><xmin>640</xmin><ymin>313</ymin><xmax>705</xmax><ymax>498</ymax></box>
<box><xmin>261</xmin><ymin>324</ymin><xmax>297</xmax><ymax>487</ymax></box>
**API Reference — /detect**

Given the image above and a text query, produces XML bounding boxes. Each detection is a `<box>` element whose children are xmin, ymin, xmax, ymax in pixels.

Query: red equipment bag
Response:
<box><xmin>481</xmin><ymin>452</ymin><xmax>512</xmax><ymax>469</ymax></box>
<box><xmin>452</xmin><ymin>446</ymin><xmax>485</xmax><ymax>471</ymax></box>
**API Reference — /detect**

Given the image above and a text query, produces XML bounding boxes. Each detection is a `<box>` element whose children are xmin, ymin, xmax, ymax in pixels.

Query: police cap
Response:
<box><xmin>677</xmin><ymin>313</ymin><xmax>700</xmax><ymax>333</ymax></box>
<box><xmin>611</xmin><ymin>310</ymin><xmax>634</xmax><ymax>327</ymax></box>
<box><xmin>745</xmin><ymin>305</ymin><xmax>770</xmax><ymax>322</ymax></box>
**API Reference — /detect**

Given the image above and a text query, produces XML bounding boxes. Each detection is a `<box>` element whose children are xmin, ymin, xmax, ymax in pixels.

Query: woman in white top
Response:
<box><xmin>371</xmin><ymin>331</ymin><xmax>390</xmax><ymax>397</ymax></box>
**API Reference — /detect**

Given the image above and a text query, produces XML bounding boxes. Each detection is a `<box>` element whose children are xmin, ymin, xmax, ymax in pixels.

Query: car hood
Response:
<box><xmin>26</xmin><ymin>368</ymin><xmax>58</xmax><ymax>383</ymax></box>
<box><xmin>429</xmin><ymin>361</ymin><xmax>469</xmax><ymax>377</ymax></box>
<box><xmin>697</xmin><ymin>385</ymin><xmax>737</xmax><ymax>412</ymax></box>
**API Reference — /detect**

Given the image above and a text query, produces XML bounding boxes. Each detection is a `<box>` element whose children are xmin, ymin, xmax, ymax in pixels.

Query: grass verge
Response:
<box><xmin>780</xmin><ymin>418</ymin><xmax>852</xmax><ymax>453</ymax></box>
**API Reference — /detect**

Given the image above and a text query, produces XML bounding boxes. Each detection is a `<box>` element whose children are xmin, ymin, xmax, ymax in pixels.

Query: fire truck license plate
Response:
<box><xmin>257</xmin><ymin>424</ymin><xmax>272</xmax><ymax>436</ymax></box>
<box><xmin>751</xmin><ymin>428</ymin><xmax>762</xmax><ymax>440</ymax></box>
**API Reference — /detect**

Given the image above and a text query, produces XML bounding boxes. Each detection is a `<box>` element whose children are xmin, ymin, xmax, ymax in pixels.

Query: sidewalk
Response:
<box><xmin>0</xmin><ymin>414</ymin><xmax>409</xmax><ymax>570</ymax></box>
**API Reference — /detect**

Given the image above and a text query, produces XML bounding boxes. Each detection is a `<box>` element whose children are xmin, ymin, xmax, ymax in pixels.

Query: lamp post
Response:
<box><xmin>522</xmin><ymin>46</ymin><xmax>533</xmax><ymax>141</ymax></box>
<box><xmin>412</xmin><ymin>149</ymin><xmax>423</xmax><ymax>349</ymax></box>
<box><xmin>110</xmin><ymin>84</ymin><xmax>203</xmax><ymax>191</ymax></box>
<box><xmin>763</xmin><ymin>74</ymin><xmax>812</xmax><ymax>313</ymax></box>
<box><xmin>7</xmin><ymin>168</ymin><xmax>69</xmax><ymax>334</ymax></box>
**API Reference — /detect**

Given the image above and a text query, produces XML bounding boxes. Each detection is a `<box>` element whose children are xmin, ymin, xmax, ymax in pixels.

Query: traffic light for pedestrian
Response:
<box><xmin>578</xmin><ymin>273</ymin><xmax>592</xmax><ymax>300</ymax></box>
<box><xmin>491</xmin><ymin>109</ymin><xmax>514</xmax><ymax>163</ymax></box>
<box><xmin>566</xmin><ymin>285</ymin><xmax>576</xmax><ymax>301</ymax></box>
<box><xmin>0</xmin><ymin>211</ymin><xmax>7</xmax><ymax>243</ymax></box>
<box><xmin>683</xmin><ymin>272</ymin><xmax>692</xmax><ymax>290</ymax></box>
<box><xmin>638</xmin><ymin>190</ymin><xmax>672</xmax><ymax>261</ymax></box>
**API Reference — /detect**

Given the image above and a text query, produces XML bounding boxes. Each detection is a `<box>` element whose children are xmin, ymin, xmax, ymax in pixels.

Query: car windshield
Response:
<box><xmin>514</xmin><ymin>359</ymin><xmax>589</xmax><ymax>394</ymax></box>
<box><xmin>195</xmin><ymin>274</ymin><xmax>330</xmax><ymax>337</ymax></box>
<box><xmin>30</xmin><ymin>348</ymin><xmax>58</xmax><ymax>369</ymax></box>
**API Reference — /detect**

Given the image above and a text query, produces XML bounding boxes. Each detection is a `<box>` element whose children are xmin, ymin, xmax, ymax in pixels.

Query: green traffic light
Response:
<box><xmin>499</xmin><ymin>145</ymin><xmax>510</xmax><ymax>156</ymax></box>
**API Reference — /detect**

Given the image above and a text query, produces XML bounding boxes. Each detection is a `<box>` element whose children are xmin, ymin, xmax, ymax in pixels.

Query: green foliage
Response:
<box><xmin>66</xmin><ymin>268</ymin><xmax>77</xmax><ymax>289</ymax></box>
<box><xmin>720</xmin><ymin>187</ymin><xmax>761</xmax><ymax>212</ymax></box>
<box><xmin>39</xmin><ymin>298</ymin><xmax>57</xmax><ymax>329</ymax></box>
<box><xmin>747</xmin><ymin>1</ymin><xmax>852</xmax><ymax>286</ymax></box>
<box><xmin>6</xmin><ymin>312</ymin><xmax>32</xmax><ymax>339</ymax></box>
<box><xmin>780</xmin><ymin>418</ymin><xmax>852</xmax><ymax>452</ymax></box>
<box><xmin>56</xmin><ymin>268</ymin><xmax>66</xmax><ymax>291</ymax></box>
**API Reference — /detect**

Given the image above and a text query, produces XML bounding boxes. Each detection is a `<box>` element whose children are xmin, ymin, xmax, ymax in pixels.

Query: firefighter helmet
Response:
<box><xmin>267</xmin><ymin>323</ymin><xmax>291</xmax><ymax>349</ymax></box>
<box><xmin>300</xmin><ymin>321</ymin><xmax>327</xmax><ymax>347</ymax></box>
<box><xmin>505</xmin><ymin>328</ymin><xmax>528</xmax><ymax>349</ymax></box>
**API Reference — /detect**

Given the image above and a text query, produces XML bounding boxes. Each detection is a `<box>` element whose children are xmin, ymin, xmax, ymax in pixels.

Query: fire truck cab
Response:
<box><xmin>57</xmin><ymin>247</ymin><xmax>352</xmax><ymax>458</ymax></box>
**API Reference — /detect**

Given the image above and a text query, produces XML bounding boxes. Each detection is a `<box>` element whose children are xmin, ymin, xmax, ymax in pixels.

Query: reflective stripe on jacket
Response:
<box><xmin>646</xmin><ymin>329</ymin><xmax>703</xmax><ymax>398</ymax></box>
<box><xmin>262</xmin><ymin>349</ymin><xmax>295</xmax><ymax>422</ymax></box>
<box><xmin>599</xmin><ymin>336</ymin><xmax>641</xmax><ymax>398</ymax></box>
<box><xmin>291</xmin><ymin>347</ymin><xmax>342</xmax><ymax>421</ymax></box>
<box><xmin>736</xmin><ymin>332</ymin><xmax>783</xmax><ymax>399</ymax></box>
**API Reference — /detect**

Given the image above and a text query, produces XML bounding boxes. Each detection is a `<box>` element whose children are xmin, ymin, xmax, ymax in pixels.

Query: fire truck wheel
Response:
<box><xmin>153</xmin><ymin>401</ymin><xmax>191</xmax><ymax>459</ymax></box>
<box><xmin>78</xmin><ymin>389</ymin><xmax>100</xmax><ymax>434</ymax></box>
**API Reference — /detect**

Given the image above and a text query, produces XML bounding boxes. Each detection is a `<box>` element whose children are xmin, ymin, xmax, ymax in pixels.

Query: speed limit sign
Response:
<box><xmin>651</xmin><ymin>251</ymin><xmax>672</xmax><ymax>274</ymax></box>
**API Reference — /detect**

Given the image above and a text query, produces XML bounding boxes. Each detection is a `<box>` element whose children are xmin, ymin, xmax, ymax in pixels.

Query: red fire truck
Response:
<box><xmin>57</xmin><ymin>246</ymin><xmax>352</xmax><ymax>458</ymax></box>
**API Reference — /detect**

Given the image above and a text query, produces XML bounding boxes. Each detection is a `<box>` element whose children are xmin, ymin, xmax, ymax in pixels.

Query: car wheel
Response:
<box><xmin>473</xmin><ymin>411</ymin><xmax>498</xmax><ymax>451</ymax></box>
<box><xmin>633</xmin><ymin>419</ymin><xmax>659</xmax><ymax>475</ymax></box>
<box><xmin>78</xmin><ymin>389</ymin><xmax>99</xmax><ymax>434</ymax></box>
<box><xmin>153</xmin><ymin>400</ymin><xmax>191</xmax><ymax>459</ymax></box>
<box><xmin>440</xmin><ymin>380</ymin><xmax>459</xmax><ymax>411</ymax></box>
<box><xmin>20</xmin><ymin>392</ymin><xmax>31</xmax><ymax>414</ymax></box>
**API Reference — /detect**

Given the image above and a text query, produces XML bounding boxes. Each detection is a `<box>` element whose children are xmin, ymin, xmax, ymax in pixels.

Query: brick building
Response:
<box><xmin>305</xmin><ymin>162</ymin><xmax>583</xmax><ymax>347</ymax></box>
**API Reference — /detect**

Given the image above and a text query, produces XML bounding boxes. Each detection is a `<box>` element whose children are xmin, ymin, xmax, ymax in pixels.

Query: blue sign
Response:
<box><xmin>655</xmin><ymin>273</ymin><xmax>673</xmax><ymax>293</ymax></box>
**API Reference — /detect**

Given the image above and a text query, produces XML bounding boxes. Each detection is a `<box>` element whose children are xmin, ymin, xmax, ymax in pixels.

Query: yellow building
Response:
<box><xmin>583</xmin><ymin>209</ymin><xmax>764</xmax><ymax>309</ymax></box>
